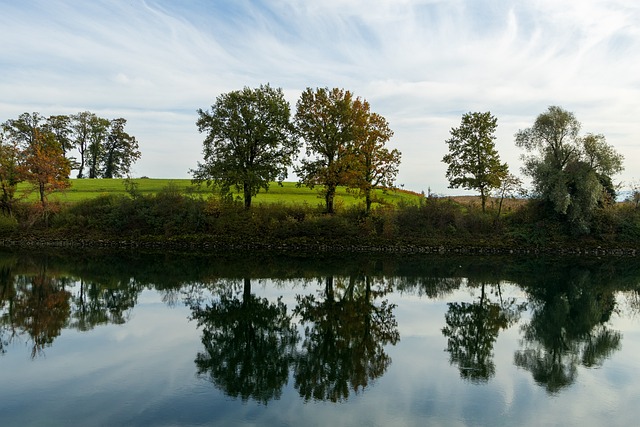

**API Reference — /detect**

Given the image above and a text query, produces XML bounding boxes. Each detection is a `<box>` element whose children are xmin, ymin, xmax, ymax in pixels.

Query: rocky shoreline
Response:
<box><xmin>2</xmin><ymin>235</ymin><xmax>637</xmax><ymax>257</ymax></box>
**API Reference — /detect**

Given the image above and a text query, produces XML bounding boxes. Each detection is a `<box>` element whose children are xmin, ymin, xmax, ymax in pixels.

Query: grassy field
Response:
<box><xmin>16</xmin><ymin>178</ymin><xmax>422</xmax><ymax>208</ymax></box>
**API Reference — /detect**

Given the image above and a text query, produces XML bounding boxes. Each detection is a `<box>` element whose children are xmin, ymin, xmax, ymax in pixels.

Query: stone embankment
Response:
<box><xmin>1</xmin><ymin>236</ymin><xmax>637</xmax><ymax>256</ymax></box>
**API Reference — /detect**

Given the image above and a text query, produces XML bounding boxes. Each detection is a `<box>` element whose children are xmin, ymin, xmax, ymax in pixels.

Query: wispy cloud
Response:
<box><xmin>1</xmin><ymin>0</ymin><xmax>639</xmax><ymax>193</ymax></box>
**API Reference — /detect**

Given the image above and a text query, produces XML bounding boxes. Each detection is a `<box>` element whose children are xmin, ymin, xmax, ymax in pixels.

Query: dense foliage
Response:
<box><xmin>442</xmin><ymin>111</ymin><xmax>507</xmax><ymax>213</ymax></box>
<box><xmin>516</xmin><ymin>106</ymin><xmax>624</xmax><ymax>234</ymax></box>
<box><xmin>1</xmin><ymin>184</ymin><xmax>638</xmax><ymax>250</ymax></box>
<box><xmin>0</xmin><ymin>92</ymin><xmax>634</xmax><ymax>249</ymax></box>
<box><xmin>192</xmin><ymin>85</ymin><xmax>298</xmax><ymax>209</ymax></box>
<box><xmin>294</xmin><ymin>87</ymin><xmax>401</xmax><ymax>213</ymax></box>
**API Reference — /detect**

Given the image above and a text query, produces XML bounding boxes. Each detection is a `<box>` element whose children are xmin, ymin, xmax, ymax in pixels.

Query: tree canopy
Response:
<box><xmin>1</xmin><ymin>112</ymin><xmax>71</xmax><ymax>216</ymax></box>
<box><xmin>295</xmin><ymin>87</ymin><xmax>400</xmax><ymax>213</ymax></box>
<box><xmin>1</xmin><ymin>111</ymin><xmax>141</xmax><ymax>181</ymax></box>
<box><xmin>516</xmin><ymin>106</ymin><xmax>624</xmax><ymax>233</ymax></box>
<box><xmin>192</xmin><ymin>84</ymin><xmax>298</xmax><ymax>209</ymax></box>
<box><xmin>442</xmin><ymin>111</ymin><xmax>507</xmax><ymax>212</ymax></box>
<box><xmin>350</xmin><ymin>99</ymin><xmax>401</xmax><ymax>212</ymax></box>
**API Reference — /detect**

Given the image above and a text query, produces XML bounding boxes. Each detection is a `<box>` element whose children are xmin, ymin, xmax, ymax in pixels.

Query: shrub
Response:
<box><xmin>0</xmin><ymin>215</ymin><xmax>18</xmax><ymax>235</ymax></box>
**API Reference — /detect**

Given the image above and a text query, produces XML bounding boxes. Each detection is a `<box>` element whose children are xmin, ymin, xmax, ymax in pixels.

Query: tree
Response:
<box><xmin>70</xmin><ymin>111</ymin><xmax>96</xmax><ymax>178</ymax></box>
<box><xmin>1</xmin><ymin>113</ymin><xmax>71</xmax><ymax>218</ymax></box>
<box><xmin>190</xmin><ymin>278</ymin><xmax>298</xmax><ymax>404</ymax></box>
<box><xmin>442</xmin><ymin>111</ymin><xmax>507</xmax><ymax>213</ymax></box>
<box><xmin>1</xmin><ymin>112</ymin><xmax>45</xmax><ymax>149</ymax></box>
<box><xmin>45</xmin><ymin>115</ymin><xmax>73</xmax><ymax>159</ymax></box>
<box><xmin>493</xmin><ymin>172</ymin><xmax>524</xmax><ymax>219</ymax></box>
<box><xmin>86</xmin><ymin>115</ymin><xmax>110</xmax><ymax>179</ymax></box>
<box><xmin>102</xmin><ymin>118</ymin><xmax>141</xmax><ymax>178</ymax></box>
<box><xmin>516</xmin><ymin>106</ymin><xmax>624</xmax><ymax>233</ymax></box>
<box><xmin>294</xmin><ymin>87</ymin><xmax>357</xmax><ymax>213</ymax></box>
<box><xmin>350</xmin><ymin>100</ymin><xmax>401</xmax><ymax>212</ymax></box>
<box><xmin>22</xmin><ymin>128</ymin><xmax>71</xmax><ymax>212</ymax></box>
<box><xmin>0</xmin><ymin>132</ymin><xmax>24</xmax><ymax>216</ymax></box>
<box><xmin>192</xmin><ymin>84</ymin><xmax>298</xmax><ymax>209</ymax></box>
<box><xmin>293</xmin><ymin>275</ymin><xmax>399</xmax><ymax>401</ymax></box>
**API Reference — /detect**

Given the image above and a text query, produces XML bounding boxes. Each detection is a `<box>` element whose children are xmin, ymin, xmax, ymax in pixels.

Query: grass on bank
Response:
<box><xmin>9</xmin><ymin>178</ymin><xmax>640</xmax><ymax>249</ymax></box>
<box><xmin>15</xmin><ymin>178</ymin><xmax>422</xmax><ymax>208</ymax></box>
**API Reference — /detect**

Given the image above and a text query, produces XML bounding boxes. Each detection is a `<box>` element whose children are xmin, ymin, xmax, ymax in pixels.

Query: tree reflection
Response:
<box><xmin>442</xmin><ymin>282</ymin><xmax>525</xmax><ymax>382</ymax></box>
<box><xmin>190</xmin><ymin>278</ymin><xmax>299</xmax><ymax>404</ymax></box>
<box><xmin>69</xmin><ymin>278</ymin><xmax>139</xmax><ymax>331</ymax></box>
<box><xmin>0</xmin><ymin>262</ymin><xmax>17</xmax><ymax>355</ymax></box>
<box><xmin>293</xmin><ymin>275</ymin><xmax>399</xmax><ymax>402</ymax></box>
<box><xmin>6</xmin><ymin>271</ymin><xmax>71</xmax><ymax>358</ymax></box>
<box><xmin>514</xmin><ymin>270</ymin><xmax>622</xmax><ymax>394</ymax></box>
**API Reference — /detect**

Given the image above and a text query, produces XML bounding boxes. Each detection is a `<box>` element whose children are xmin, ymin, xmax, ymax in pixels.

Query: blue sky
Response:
<box><xmin>1</xmin><ymin>0</ymin><xmax>639</xmax><ymax>195</ymax></box>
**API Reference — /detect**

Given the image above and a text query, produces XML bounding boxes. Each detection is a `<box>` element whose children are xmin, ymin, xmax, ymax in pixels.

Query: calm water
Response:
<box><xmin>1</xmin><ymin>249</ymin><xmax>639</xmax><ymax>426</ymax></box>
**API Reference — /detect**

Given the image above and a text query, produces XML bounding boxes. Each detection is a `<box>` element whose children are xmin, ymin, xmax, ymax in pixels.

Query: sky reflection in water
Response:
<box><xmin>0</xmin><ymin>250</ymin><xmax>639</xmax><ymax>426</ymax></box>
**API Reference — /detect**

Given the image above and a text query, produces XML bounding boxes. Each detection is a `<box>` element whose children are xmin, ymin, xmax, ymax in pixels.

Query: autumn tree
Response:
<box><xmin>442</xmin><ymin>111</ymin><xmax>508</xmax><ymax>213</ymax></box>
<box><xmin>2</xmin><ymin>112</ymin><xmax>70</xmax><ymax>218</ymax></box>
<box><xmin>516</xmin><ymin>106</ymin><xmax>624</xmax><ymax>233</ymax></box>
<box><xmin>294</xmin><ymin>87</ymin><xmax>358</xmax><ymax>213</ymax></box>
<box><xmin>23</xmin><ymin>129</ymin><xmax>71</xmax><ymax>213</ymax></box>
<box><xmin>192</xmin><ymin>84</ymin><xmax>298</xmax><ymax>209</ymax></box>
<box><xmin>350</xmin><ymin>100</ymin><xmax>401</xmax><ymax>212</ymax></box>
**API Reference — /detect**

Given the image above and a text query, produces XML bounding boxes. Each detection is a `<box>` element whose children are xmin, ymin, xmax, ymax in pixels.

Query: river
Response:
<box><xmin>0</xmin><ymin>249</ymin><xmax>638</xmax><ymax>426</ymax></box>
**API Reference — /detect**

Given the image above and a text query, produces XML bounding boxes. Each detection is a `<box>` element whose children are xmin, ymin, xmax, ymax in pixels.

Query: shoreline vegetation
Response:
<box><xmin>2</xmin><ymin>179</ymin><xmax>638</xmax><ymax>256</ymax></box>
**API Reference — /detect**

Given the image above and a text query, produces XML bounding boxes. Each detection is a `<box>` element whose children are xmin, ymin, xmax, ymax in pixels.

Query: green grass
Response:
<box><xmin>16</xmin><ymin>178</ymin><xmax>421</xmax><ymax>208</ymax></box>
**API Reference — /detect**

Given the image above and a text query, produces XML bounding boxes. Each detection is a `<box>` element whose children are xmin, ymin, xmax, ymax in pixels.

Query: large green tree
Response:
<box><xmin>1</xmin><ymin>112</ymin><xmax>45</xmax><ymax>149</ymax></box>
<box><xmin>192</xmin><ymin>84</ymin><xmax>298</xmax><ymax>209</ymax></box>
<box><xmin>442</xmin><ymin>111</ymin><xmax>507</xmax><ymax>213</ymax></box>
<box><xmin>69</xmin><ymin>111</ymin><xmax>94</xmax><ymax>179</ymax></box>
<box><xmin>516</xmin><ymin>106</ymin><xmax>623</xmax><ymax>233</ymax></box>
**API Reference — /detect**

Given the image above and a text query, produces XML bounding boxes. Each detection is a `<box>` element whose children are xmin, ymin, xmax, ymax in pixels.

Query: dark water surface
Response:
<box><xmin>1</xmin><ymin>249</ymin><xmax>639</xmax><ymax>426</ymax></box>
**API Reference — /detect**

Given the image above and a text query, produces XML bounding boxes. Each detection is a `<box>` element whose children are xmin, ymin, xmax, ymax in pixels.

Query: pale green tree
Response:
<box><xmin>516</xmin><ymin>106</ymin><xmax>623</xmax><ymax>233</ymax></box>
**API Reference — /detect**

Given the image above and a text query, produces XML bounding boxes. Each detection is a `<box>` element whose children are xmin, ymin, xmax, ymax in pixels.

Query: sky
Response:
<box><xmin>1</xmin><ymin>0</ymin><xmax>639</xmax><ymax>195</ymax></box>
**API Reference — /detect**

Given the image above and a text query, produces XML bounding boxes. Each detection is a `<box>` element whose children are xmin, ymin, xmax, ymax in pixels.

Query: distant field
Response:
<box><xmin>16</xmin><ymin>178</ymin><xmax>422</xmax><ymax>207</ymax></box>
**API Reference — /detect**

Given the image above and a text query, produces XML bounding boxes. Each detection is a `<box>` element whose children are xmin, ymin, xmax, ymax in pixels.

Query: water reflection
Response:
<box><xmin>190</xmin><ymin>278</ymin><xmax>298</xmax><ymax>404</ymax></box>
<box><xmin>293</xmin><ymin>275</ymin><xmax>399</xmax><ymax>402</ymax></box>
<box><xmin>442</xmin><ymin>282</ymin><xmax>526</xmax><ymax>382</ymax></box>
<box><xmin>514</xmin><ymin>263</ymin><xmax>623</xmax><ymax>393</ymax></box>
<box><xmin>0</xmin><ymin>249</ymin><xmax>638</xmax><ymax>404</ymax></box>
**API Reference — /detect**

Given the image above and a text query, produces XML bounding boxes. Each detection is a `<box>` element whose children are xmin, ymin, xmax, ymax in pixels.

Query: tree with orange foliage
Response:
<box><xmin>295</xmin><ymin>88</ymin><xmax>400</xmax><ymax>214</ymax></box>
<box><xmin>350</xmin><ymin>99</ymin><xmax>401</xmax><ymax>213</ymax></box>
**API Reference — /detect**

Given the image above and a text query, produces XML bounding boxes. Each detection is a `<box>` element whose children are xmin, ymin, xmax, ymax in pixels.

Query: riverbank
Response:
<box><xmin>2</xmin><ymin>233</ymin><xmax>637</xmax><ymax>257</ymax></box>
<box><xmin>3</xmin><ymin>189</ymin><xmax>639</xmax><ymax>257</ymax></box>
